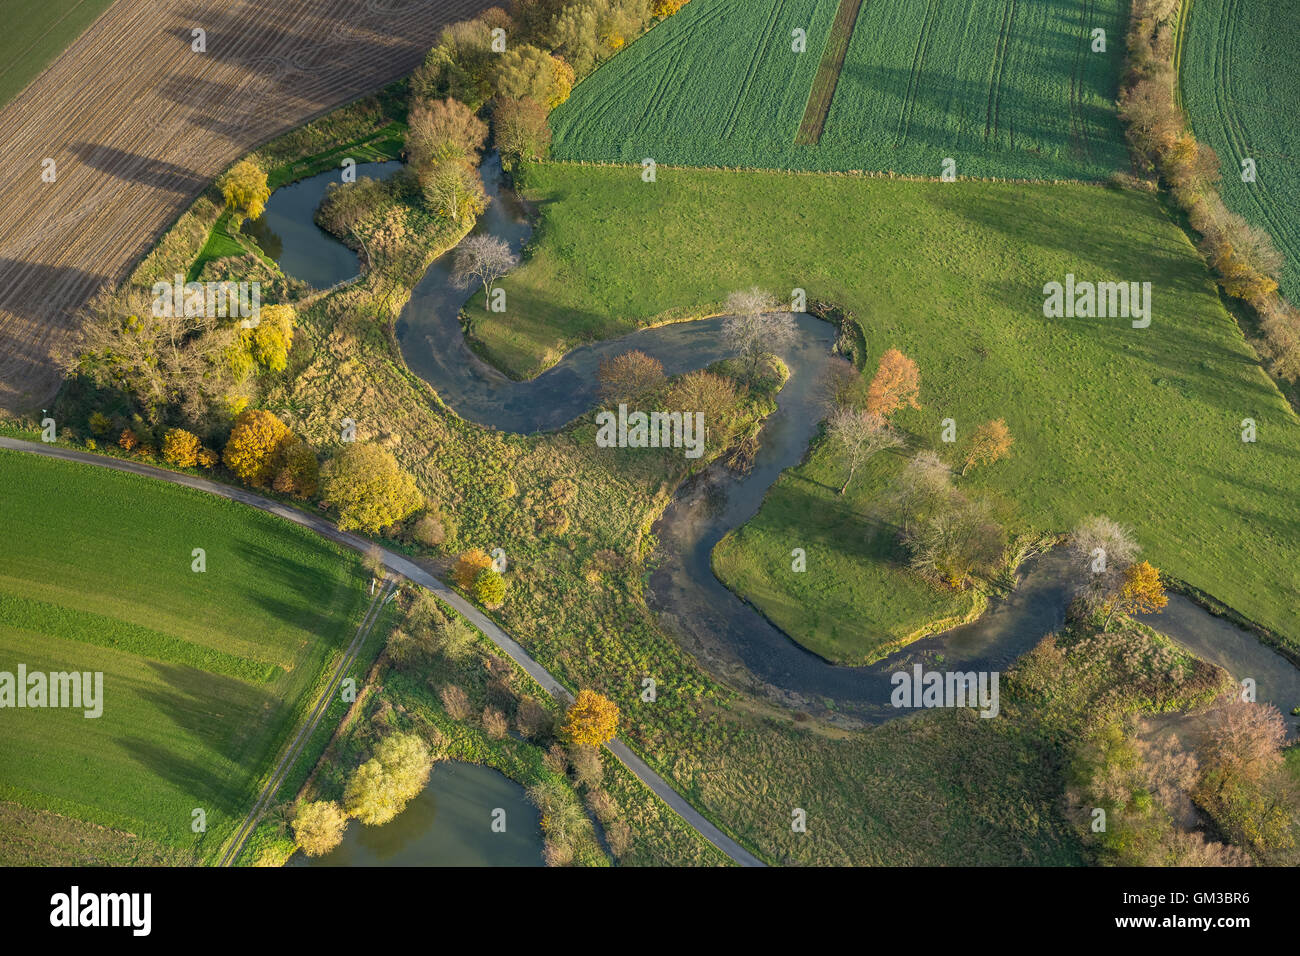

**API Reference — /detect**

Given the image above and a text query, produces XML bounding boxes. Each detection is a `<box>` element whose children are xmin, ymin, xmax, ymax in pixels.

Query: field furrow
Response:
<box><xmin>0</xmin><ymin>0</ymin><xmax>494</xmax><ymax>412</ymax></box>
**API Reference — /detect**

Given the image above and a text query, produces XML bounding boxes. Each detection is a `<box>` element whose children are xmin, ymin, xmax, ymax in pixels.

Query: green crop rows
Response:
<box><xmin>0</xmin><ymin>451</ymin><xmax>368</xmax><ymax>862</ymax></box>
<box><xmin>551</xmin><ymin>0</ymin><xmax>1129</xmax><ymax>180</ymax></box>
<box><xmin>1181</xmin><ymin>0</ymin><xmax>1300</xmax><ymax>301</ymax></box>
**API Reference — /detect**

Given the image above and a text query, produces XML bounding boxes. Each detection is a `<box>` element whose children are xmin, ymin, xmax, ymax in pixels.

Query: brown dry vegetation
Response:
<box><xmin>0</xmin><ymin>0</ymin><xmax>493</xmax><ymax>411</ymax></box>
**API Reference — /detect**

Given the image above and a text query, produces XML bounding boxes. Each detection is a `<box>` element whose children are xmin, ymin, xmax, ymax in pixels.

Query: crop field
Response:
<box><xmin>550</xmin><ymin>0</ymin><xmax>1129</xmax><ymax>180</ymax></box>
<box><xmin>483</xmin><ymin>163</ymin><xmax>1300</xmax><ymax>654</ymax></box>
<box><xmin>0</xmin><ymin>450</ymin><xmax>369</xmax><ymax>864</ymax></box>
<box><xmin>0</xmin><ymin>0</ymin><xmax>492</xmax><ymax>412</ymax></box>
<box><xmin>0</xmin><ymin>0</ymin><xmax>115</xmax><ymax>109</ymax></box>
<box><xmin>1181</xmin><ymin>0</ymin><xmax>1300</xmax><ymax>301</ymax></box>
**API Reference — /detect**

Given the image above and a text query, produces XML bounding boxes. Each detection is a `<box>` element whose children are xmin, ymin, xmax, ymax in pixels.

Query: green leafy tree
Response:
<box><xmin>218</xmin><ymin>159</ymin><xmax>271</xmax><ymax>228</ymax></box>
<box><xmin>473</xmin><ymin>567</ymin><xmax>507</xmax><ymax>607</ymax></box>
<box><xmin>292</xmin><ymin>800</ymin><xmax>348</xmax><ymax>856</ymax></box>
<box><xmin>343</xmin><ymin>733</ymin><xmax>433</xmax><ymax>825</ymax></box>
<box><xmin>320</xmin><ymin>443</ymin><xmax>423</xmax><ymax>533</ymax></box>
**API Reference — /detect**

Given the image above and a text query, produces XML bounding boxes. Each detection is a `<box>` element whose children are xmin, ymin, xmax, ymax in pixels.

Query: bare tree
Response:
<box><xmin>452</xmin><ymin>234</ymin><xmax>519</xmax><ymax>297</ymax></box>
<box><xmin>826</xmin><ymin>408</ymin><xmax>902</xmax><ymax>495</ymax></box>
<box><xmin>721</xmin><ymin>286</ymin><xmax>795</xmax><ymax>375</ymax></box>
<box><xmin>1069</xmin><ymin>515</ymin><xmax>1139</xmax><ymax>615</ymax></box>
<box><xmin>882</xmin><ymin>450</ymin><xmax>952</xmax><ymax>537</ymax></box>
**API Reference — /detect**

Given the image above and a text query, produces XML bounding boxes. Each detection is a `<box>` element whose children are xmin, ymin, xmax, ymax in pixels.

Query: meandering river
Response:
<box><xmin>264</xmin><ymin>158</ymin><xmax>1300</xmax><ymax>731</ymax></box>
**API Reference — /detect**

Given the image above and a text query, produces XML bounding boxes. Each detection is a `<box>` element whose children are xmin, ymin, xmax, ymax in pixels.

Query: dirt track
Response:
<box><xmin>0</xmin><ymin>0</ymin><xmax>490</xmax><ymax>411</ymax></box>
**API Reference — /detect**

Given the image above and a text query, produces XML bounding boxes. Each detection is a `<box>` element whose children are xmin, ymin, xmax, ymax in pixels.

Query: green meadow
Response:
<box><xmin>477</xmin><ymin>162</ymin><xmax>1300</xmax><ymax>657</ymax></box>
<box><xmin>712</xmin><ymin>437</ymin><xmax>979</xmax><ymax>665</ymax></box>
<box><xmin>0</xmin><ymin>450</ymin><xmax>369</xmax><ymax>863</ymax></box>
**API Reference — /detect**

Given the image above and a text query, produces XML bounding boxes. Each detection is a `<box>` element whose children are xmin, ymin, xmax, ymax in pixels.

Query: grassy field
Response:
<box><xmin>1181</xmin><ymin>0</ymin><xmax>1300</xmax><ymax>301</ymax></box>
<box><xmin>0</xmin><ymin>450</ymin><xmax>369</xmax><ymax>864</ymax></box>
<box><xmin>550</xmin><ymin>0</ymin><xmax>1128</xmax><ymax>180</ymax></box>
<box><xmin>712</xmin><ymin>434</ymin><xmax>981</xmax><ymax>665</ymax></box>
<box><xmin>0</xmin><ymin>0</ymin><xmax>114</xmax><ymax>108</ymax></box>
<box><xmin>478</xmin><ymin>162</ymin><xmax>1300</xmax><ymax>655</ymax></box>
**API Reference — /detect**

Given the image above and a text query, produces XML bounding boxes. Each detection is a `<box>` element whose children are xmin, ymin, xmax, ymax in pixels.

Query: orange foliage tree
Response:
<box><xmin>563</xmin><ymin>690</ymin><xmax>620</xmax><ymax>747</ymax></box>
<box><xmin>961</xmin><ymin>418</ymin><xmax>1014</xmax><ymax>476</ymax></box>
<box><xmin>453</xmin><ymin>549</ymin><xmax>493</xmax><ymax>590</ymax></box>
<box><xmin>1104</xmin><ymin>560</ymin><xmax>1168</xmax><ymax>628</ymax></box>
<box><xmin>865</xmin><ymin>348</ymin><xmax>920</xmax><ymax>419</ymax></box>
<box><xmin>223</xmin><ymin>409</ymin><xmax>294</xmax><ymax>487</ymax></box>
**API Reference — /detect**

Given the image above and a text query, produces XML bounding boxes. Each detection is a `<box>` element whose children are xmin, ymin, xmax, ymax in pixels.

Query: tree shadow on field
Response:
<box><xmin>121</xmin><ymin>661</ymin><xmax>289</xmax><ymax>816</ymax></box>
<box><xmin>165</xmin><ymin>2</ymin><xmax>432</xmax><ymax>74</ymax></box>
<box><xmin>231</xmin><ymin>539</ymin><xmax>358</xmax><ymax>644</ymax></box>
<box><xmin>69</xmin><ymin>142</ymin><xmax>208</xmax><ymax>195</ymax></box>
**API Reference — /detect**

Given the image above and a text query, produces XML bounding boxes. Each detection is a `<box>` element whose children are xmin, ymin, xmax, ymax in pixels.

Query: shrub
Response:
<box><xmin>543</xmin><ymin>743</ymin><xmax>568</xmax><ymax>775</ymax></box>
<box><xmin>453</xmin><ymin>549</ymin><xmax>493</xmax><ymax>589</ymax></box>
<box><xmin>515</xmin><ymin>697</ymin><xmax>552</xmax><ymax>739</ymax></box>
<box><xmin>568</xmin><ymin>744</ymin><xmax>603</xmax><ymax>789</ymax></box>
<box><xmin>412</xmin><ymin>513</ymin><xmax>447</xmax><ymax>548</ymax></box>
<box><xmin>606</xmin><ymin>818</ymin><xmax>633</xmax><ymax>857</ymax></box>
<box><xmin>482</xmin><ymin>706</ymin><xmax>508</xmax><ymax>739</ymax></box>
<box><xmin>585</xmin><ymin>788</ymin><xmax>619</xmax><ymax>826</ymax></box>
<box><xmin>438</xmin><ymin>618</ymin><xmax>477</xmax><ymax>661</ymax></box>
<box><xmin>473</xmin><ymin>567</ymin><xmax>507</xmax><ymax>607</ymax></box>
<box><xmin>440</xmin><ymin>683</ymin><xmax>471</xmax><ymax>720</ymax></box>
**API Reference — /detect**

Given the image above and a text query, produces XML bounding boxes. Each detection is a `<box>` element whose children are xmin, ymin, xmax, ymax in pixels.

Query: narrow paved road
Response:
<box><xmin>0</xmin><ymin>436</ymin><xmax>766</xmax><ymax>867</ymax></box>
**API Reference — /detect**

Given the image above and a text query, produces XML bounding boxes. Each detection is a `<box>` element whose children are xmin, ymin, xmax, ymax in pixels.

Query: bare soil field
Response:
<box><xmin>0</xmin><ymin>0</ymin><xmax>490</xmax><ymax>411</ymax></box>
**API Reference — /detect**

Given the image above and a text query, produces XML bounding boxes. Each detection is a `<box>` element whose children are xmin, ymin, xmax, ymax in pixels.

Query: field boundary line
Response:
<box><xmin>217</xmin><ymin>576</ymin><xmax>394</xmax><ymax>866</ymax></box>
<box><xmin>0</xmin><ymin>437</ymin><xmax>766</xmax><ymax>868</ymax></box>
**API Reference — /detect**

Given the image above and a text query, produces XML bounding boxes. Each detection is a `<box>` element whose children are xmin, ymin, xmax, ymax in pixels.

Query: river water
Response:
<box><xmin>291</xmin><ymin>762</ymin><xmax>543</xmax><ymax>867</ymax></box>
<box><xmin>262</xmin><ymin>159</ymin><xmax>1300</xmax><ymax>730</ymax></box>
<box><xmin>243</xmin><ymin>160</ymin><xmax>402</xmax><ymax>288</ymax></box>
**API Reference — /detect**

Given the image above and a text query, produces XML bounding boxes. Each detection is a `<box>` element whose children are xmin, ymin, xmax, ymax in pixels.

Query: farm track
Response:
<box><xmin>1068</xmin><ymin>0</ymin><xmax>1094</xmax><ymax>161</ymax></box>
<box><xmin>893</xmin><ymin>0</ymin><xmax>940</xmax><ymax>148</ymax></box>
<box><xmin>794</xmin><ymin>0</ymin><xmax>865</xmax><ymax>145</ymax></box>
<box><xmin>218</xmin><ymin>576</ymin><xmax>395</xmax><ymax>867</ymax></box>
<box><xmin>0</xmin><ymin>0</ymin><xmax>493</xmax><ymax>412</ymax></box>
<box><xmin>722</xmin><ymin>0</ymin><xmax>789</xmax><ymax>141</ymax></box>
<box><xmin>0</xmin><ymin>437</ymin><xmax>766</xmax><ymax>867</ymax></box>
<box><xmin>984</xmin><ymin>0</ymin><xmax>1016</xmax><ymax>145</ymax></box>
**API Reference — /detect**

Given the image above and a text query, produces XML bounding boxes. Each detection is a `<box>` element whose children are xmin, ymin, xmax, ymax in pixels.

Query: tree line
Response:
<box><xmin>1118</xmin><ymin>0</ymin><xmax>1300</xmax><ymax>384</ymax></box>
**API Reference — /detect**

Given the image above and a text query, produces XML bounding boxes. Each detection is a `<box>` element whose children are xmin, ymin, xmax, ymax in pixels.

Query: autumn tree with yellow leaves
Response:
<box><xmin>563</xmin><ymin>690</ymin><xmax>620</xmax><ymax>747</ymax></box>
